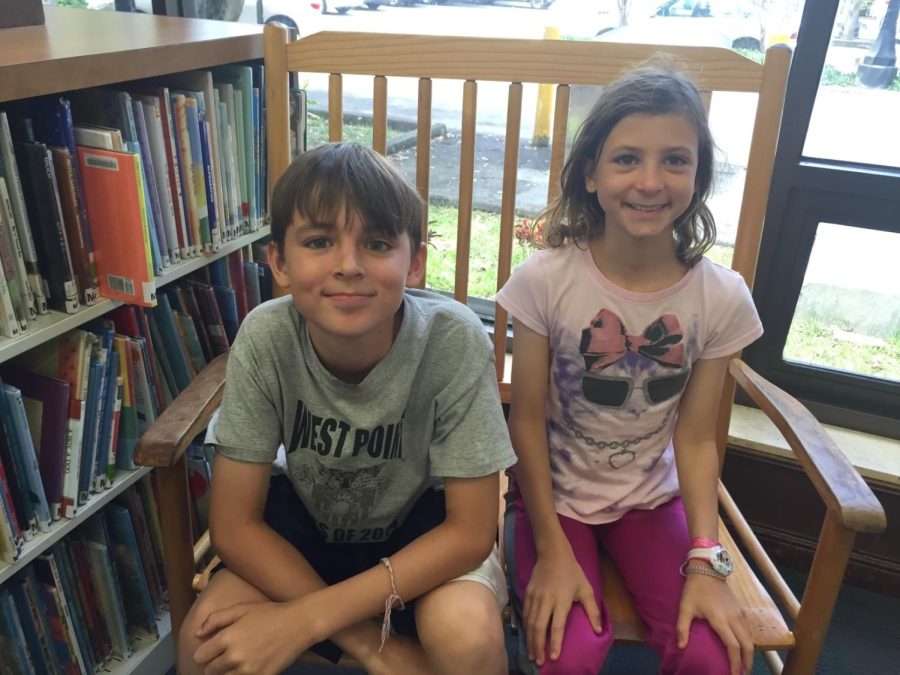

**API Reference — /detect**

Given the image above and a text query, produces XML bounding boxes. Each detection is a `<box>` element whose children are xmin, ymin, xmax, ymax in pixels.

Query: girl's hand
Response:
<box><xmin>523</xmin><ymin>547</ymin><xmax>602</xmax><ymax>666</ymax></box>
<box><xmin>193</xmin><ymin>600</ymin><xmax>314</xmax><ymax>675</ymax></box>
<box><xmin>676</xmin><ymin>573</ymin><xmax>753</xmax><ymax>675</ymax></box>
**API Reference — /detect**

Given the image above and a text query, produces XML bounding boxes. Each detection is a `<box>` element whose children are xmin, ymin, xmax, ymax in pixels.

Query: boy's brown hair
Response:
<box><xmin>270</xmin><ymin>142</ymin><xmax>424</xmax><ymax>256</ymax></box>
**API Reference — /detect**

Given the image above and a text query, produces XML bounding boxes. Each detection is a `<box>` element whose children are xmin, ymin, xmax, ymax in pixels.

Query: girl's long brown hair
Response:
<box><xmin>540</xmin><ymin>64</ymin><xmax>717</xmax><ymax>266</ymax></box>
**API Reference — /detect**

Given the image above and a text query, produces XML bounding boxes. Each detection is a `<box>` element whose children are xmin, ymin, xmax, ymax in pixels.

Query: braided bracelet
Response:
<box><xmin>680</xmin><ymin>562</ymin><xmax>727</xmax><ymax>581</ymax></box>
<box><xmin>379</xmin><ymin>556</ymin><xmax>405</xmax><ymax>652</ymax></box>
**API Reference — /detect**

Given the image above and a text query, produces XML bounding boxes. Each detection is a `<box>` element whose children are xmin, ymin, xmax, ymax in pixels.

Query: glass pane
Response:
<box><xmin>804</xmin><ymin>3</ymin><xmax>900</xmax><ymax>167</ymax></box>
<box><xmin>784</xmin><ymin>223</ymin><xmax>900</xmax><ymax>382</ymax></box>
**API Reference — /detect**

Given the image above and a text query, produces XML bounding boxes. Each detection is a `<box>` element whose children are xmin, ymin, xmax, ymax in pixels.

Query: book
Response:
<box><xmin>106</xmin><ymin>503</ymin><xmax>158</xmax><ymax>638</ymax></box>
<box><xmin>82</xmin><ymin>516</ymin><xmax>132</xmax><ymax>658</ymax></box>
<box><xmin>228</xmin><ymin>250</ymin><xmax>249</xmax><ymax>323</ymax></box>
<box><xmin>0</xmin><ymin>479</ymin><xmax>20</xmax><ymax>562</ymax></box>
<box><xmin>17</xmin><ymin>330</ymin><xmax>94</xmax><ymax>518</ymax></box>
<box><xmin>151</xmin><ymin>293</ymin><xmax>193</xmax><ymax>393</ymax></box>
<box><xmin>51</xmin><ymin>543</ymin><xmax>97</xmax><ymax>673</ymax></box>
<box><xmin>0</xmin><ymin>111</ymin><xmax>48</xmax><ymax>315</ymax></box>
<box><xmin>10</xmin><ymin>567</ymin><xmax>60</xmax><ymax>674</ymax></box>
<box><xmin>0</xmin><ymin>588</ymin><xmax>33</xmax><ymax>675</ymax></box>
<box><xmin>0</xmin><ymin>250</ymin><xmax>22</xmax><ymax>337</ymax></box>
<box><xmin>15</xmin><ymin>141</ymin><xmax>80</xmax><ymax>314</ymax></box>
<box><xmin>33</xmin><ymin>550</ymin><xmax>89</xmax><ymax>674</ymax></box>
<box><xmin>65</xmin><ymin>537</ymin><xmax>111</xmax><ymax>667</ymax></box>
<box><xmin>0</xmin><ymin>176</ymin><xmax>30</xmax><ymax>331</ymax></box>
<box><xmin>112</xmin><ymin>335</ymin><xmax>138</xmax><ymax>471</ymax></box>
<box><xmin>0</xmin><ymin>382</ymin><xmax>52</xmax><ymax>531</ymax></box>
<box><xmin>0</xmin><ymin>176</ymin><xmax>37</xmax><ymax>322</ymax></box>
<box><xmin>77</xmin><ymin>146</ymin><xmax>157</xmax><ymax>307</ymax></box>
<box><xmin>73</xmin><ymin>124</ymin><xmax>124</xmax><ymax>151</ymax></box>
<box><xmin>35</xmin><ymin>581</ymin><xmax>80</xmax><ymax>675</ymax></box>
<box><xmin>244</xmin><ymin>260</ymin><xmax>261</xmax><ymax>311</ymax></box>
<box><xmin>0</xmin><ymin>448</ymin><xmax>25</xmax><ymax>554</ymax></box>
<box><xmin>0</xmin><ymin>367</ymin><xmax>69</xmax><ymax>520</ymax></box>
<box><xmin>132</xmin><ymin>99</ymin><xmax>170</xmax><ymax>269</ymax></box>
<box><xmin>0</xmin><ymin>381</ymin><xmax>39</xmax><ymax>538</ymax></box>
<box><xmin>133</xmin><ymin>94</ymin><xmax>181</xmax><ymax>264</ymax></box>
<box><xmin>50</xmin><ymin>146</ymin><xmax>99</xmax><ymax>306</ymax></box>
<box><xmin>190</xmin><ymin>280</ymin><xmax>229</xmax><ymax>356</ymax></box>
<box><xmin>117</xmin><ymin>486</ymin><xmax>165</xmax><ymax>612</ymax></box>
<box><xmin>135</xmin><ymin>475</ymin><xmax>166</xmax><ymax>591</ymax></box>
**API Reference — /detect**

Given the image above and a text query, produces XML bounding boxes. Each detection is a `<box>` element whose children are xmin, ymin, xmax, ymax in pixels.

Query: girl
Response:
<box><xmin>497</xmin><ymin>66</ymin><xmax>760</xmax><ymax>675</ymax></box>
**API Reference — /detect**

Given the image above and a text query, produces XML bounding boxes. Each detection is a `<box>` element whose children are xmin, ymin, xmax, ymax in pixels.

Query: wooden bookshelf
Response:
<box><xmin>0</xmin><ymin>226</ymin><xmax>271</xmax><ymax>365</ymax></box>
<box><xmin>0</xmin><ymin>8</ymin><xmax>265</xmax><ymax>673</ymax></box>
<box><xmin>0</xmin><ymin>6</ymin><xmax>263</xmax><ymax>104</ymax></box>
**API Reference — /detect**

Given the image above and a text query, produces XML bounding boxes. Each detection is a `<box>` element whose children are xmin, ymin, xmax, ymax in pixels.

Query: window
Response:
<box><xmin>744</xmin><ymin>0</ymin><xmax>900</xmax><ymax>439</ymax></box>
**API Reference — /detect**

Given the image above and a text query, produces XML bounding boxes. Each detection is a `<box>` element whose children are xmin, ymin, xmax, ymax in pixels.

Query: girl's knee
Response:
<box><xmin>538</xmin><ymin>644</ymin><xmax>608</xmax><ymax>675</ymax></box>
<box><xmin>660</xmin><ymin>621</ymin><xmax>731</xmax><ymax>675</ymax></box>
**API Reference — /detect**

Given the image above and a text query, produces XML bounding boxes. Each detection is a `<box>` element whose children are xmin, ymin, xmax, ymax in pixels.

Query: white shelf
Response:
<box><xmin>0</xmin><ymin>466</ymin><xmax>154</xmax><ymax>585</ymax></box>
<box><xmin>0</xmin><ymin>227</ymin><xmax>270</xmax><ymax>366</ymax></box>
<box><xmin>102</xmin><ymin>611</ymin><xmax>174</xmax><ymax>675</ymax></box>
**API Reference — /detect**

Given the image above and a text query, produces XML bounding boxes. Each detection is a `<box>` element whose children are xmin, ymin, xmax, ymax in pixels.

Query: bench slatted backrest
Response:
<box><xmin>264</xmin><ymin>27</ymin><xmax>791</xmax><ymax>449</ymax></box>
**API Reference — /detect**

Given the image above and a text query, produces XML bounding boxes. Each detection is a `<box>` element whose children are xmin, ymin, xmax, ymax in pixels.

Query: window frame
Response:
<box><xmin>742</xmin><ymin>0</ymin><xmax>900</xmax><ymax>439</ymax></box>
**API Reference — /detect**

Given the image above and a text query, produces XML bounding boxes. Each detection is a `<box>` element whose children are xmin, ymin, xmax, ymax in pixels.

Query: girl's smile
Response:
<box><xmin>585</xmin><ymin>112</ymin><xmax>699</xmax><ymax>244</ymax></box>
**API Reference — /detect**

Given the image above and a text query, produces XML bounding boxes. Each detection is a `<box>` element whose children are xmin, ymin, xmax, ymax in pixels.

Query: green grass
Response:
<box><xmin>425</xmin><ymin>205</ymin><xmax>533</xmax><ymax>299</ymax></box>
<box><xmin>307</xmin><ymin>114</ymin><xmax>405</xmax><ymax>148</ymax></box>
<box><xmin>784</xmin><ymin>316</ymin><xmax>900</xmax><ymax>381</ymax></box>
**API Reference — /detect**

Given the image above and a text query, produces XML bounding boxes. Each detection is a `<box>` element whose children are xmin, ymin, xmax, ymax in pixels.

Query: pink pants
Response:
<box><xmin>505</xmin><ymin>494</ymin><xmax>731</xmax><ymax>675</ymax></box>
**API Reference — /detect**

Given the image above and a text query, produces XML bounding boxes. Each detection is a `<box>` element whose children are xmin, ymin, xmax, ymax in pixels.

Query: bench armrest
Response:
<box><xmin>134</xmin><ymin>353</ymin><xmax>230</xmax><ymax>468</ymax></box>
<box><xmin>729</xmin><ymin>358</ymin><xmax>886</xmax><ymax>534</ymax></box>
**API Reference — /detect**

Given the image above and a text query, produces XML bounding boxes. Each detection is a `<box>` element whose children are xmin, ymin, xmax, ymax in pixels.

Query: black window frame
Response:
<box><xmin>743</xmin><ymin>0</ymin><xmax>900</xmax><ymax>440</ymax></box>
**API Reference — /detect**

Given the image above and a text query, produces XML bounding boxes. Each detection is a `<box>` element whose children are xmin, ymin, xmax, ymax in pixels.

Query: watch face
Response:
<box><xmin>711</xmin><ymin>546</ymin><xmax>734</xmax><ymax>576</ymax></box>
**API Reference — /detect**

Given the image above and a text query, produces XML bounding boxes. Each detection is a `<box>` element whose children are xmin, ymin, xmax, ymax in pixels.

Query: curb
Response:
<box><xmin>309</xmin><ymin>108</ymin><xmax>447</xmax><ymax>154</ymax></box>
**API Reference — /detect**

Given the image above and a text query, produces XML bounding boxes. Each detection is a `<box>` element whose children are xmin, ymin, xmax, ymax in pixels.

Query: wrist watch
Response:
<box><xmin>686</xmin><ymin>544</ymin><xmax>734</xmax><ymax>578</ymax></box>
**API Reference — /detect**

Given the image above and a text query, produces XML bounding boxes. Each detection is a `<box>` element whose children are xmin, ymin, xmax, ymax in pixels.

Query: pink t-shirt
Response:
<box><xmin>496</xmin><ymin>245</ymin><xmax>763</xmax><ymax>524</ymax></box>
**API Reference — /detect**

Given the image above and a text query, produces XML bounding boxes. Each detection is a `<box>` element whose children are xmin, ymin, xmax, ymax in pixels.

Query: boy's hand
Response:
<box><xmin>523</xmin><ymin>547</ymin><xmax>602</xmax><ymax>666</ymax></box>
<box><xmin>193</xmin><ymin>600</ymin><xmax>316</xmax><ymax>675</ymax></box>
<box><xmin>676</xmin><ymin>573</ymin><xmax>753</xmax><ymax>675</ymax></box>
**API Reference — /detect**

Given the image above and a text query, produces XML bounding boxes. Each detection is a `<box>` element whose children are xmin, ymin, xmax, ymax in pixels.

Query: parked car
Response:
<box><xmin>593</xmin><ymin>0</ymin><xmax>785</xmax><ymax>51</ymax></box>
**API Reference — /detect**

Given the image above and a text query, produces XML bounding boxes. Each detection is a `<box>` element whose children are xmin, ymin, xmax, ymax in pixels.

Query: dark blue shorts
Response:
<box><xmin>221</xmin><ymin>474</ymin><xmax>446</xmax><ymax>663</ymax></box>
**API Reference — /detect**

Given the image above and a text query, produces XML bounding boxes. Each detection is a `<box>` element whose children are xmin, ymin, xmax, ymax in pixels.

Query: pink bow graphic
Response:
<box><xmin>580</xmin><ymin>309</ymin><xmax>684</xmax><ymax>370</ymax></box>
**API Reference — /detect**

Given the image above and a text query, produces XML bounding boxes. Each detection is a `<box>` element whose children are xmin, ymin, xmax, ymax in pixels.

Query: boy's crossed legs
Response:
<box><xmin>178</xmin><ymin>568</ymin><xmax>504</xmax><ymax>675</ymax></box>
<box><xmin>179</xmin><ymin>478</ymin><xmax>508</xmax><ymax>675</ymax></box>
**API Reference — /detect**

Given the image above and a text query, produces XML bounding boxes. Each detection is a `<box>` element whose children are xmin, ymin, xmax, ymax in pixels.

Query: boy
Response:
<box><xmin>179</xmin><ymin>143</ymin><xmax>516</xmax><ymax>675</ymax></box>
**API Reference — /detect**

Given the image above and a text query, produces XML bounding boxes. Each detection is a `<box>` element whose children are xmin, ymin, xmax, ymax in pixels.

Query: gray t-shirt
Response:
<box><xmin>207</xmin><ymin>289</ymin><xmax>516</xmax><ymax>543</ymax></box>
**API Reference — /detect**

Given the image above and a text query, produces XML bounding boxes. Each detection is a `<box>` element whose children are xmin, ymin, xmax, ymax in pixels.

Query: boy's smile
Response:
<box><xmin>270</xmin><ymin>208</ymin><xmax>425</xmax><ymax>375</ymax></box>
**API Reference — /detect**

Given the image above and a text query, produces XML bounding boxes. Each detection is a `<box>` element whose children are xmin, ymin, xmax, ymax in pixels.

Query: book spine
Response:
<box><xmin>2</xmin><ymin>383</ymin><xmax>52</xmax><ymax>531</ymax></box>
<box><xmin>50</xmin><ymin>147</ymin><xmax>98</xmax><ymax>307</ymax></box>
<box><xmin>0</xmin><ymin>181</ymin><xmax>29</xmax><ymax>332</ymax></box>
<box><xmin>198</xmin><ymin>119</ymin><xmax>221</xmax><ymax>252</ymax></box>
<box><xmin>182</xmin><ymin>96</ymin><xmax>210</xmax><ymax>253</ymax></box>
<box><xmin>159</xmin><ymin>88</ymin><xmax>190</xmax><ymax>260</ymax></box>
<box><xmin>39</xmin><ymin>554</ymin><xmax>89</xmax><ymax>674</ymax></box>
<box><xmin>0</xmin><ymin>451</ymin><xmax>25</xmax><ymax>552</ymax></box>
<box><xmin>0</xmin><ymin>588</ymin><xmax>36</xmax><ymax>675</ymax></box>
<box><xmin>132</xmin><ymin>99</ymin><xmax>170</xmax><ymax>269</ymax></box>
<box><xmin>0</xmin><ymin>254</ymin><xmax>21</xmax><ymax>337</ymax></box>
<box><xmin>173</xmin><ymin>95</ymin><xmax>200</xmax><ymax>257</ymax></box>
<box><xmin>140</xmin><ymin>98</ymin><xmax>181</xmax><ymax>264</ymax></box>
<box><xmin>0</xmin><ymin>176</ymin><xmax>37</xmax><ymax>321</ymax></box>
<box><xmin>0</xmin><ymin>112</ymin><xmax>47</xmax><ymax>315</ymax></box>
<box><xmin>12</xmin><ymin>571</ymin><xmax>60</xmax><ymax>674</ymax></box>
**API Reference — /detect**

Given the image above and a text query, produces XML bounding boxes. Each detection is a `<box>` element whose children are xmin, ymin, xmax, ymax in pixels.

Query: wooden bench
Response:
<box><xmin>135</xmin><ymin>27</ymin><xmax>887</xmax><ymax>674</ymax></box>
